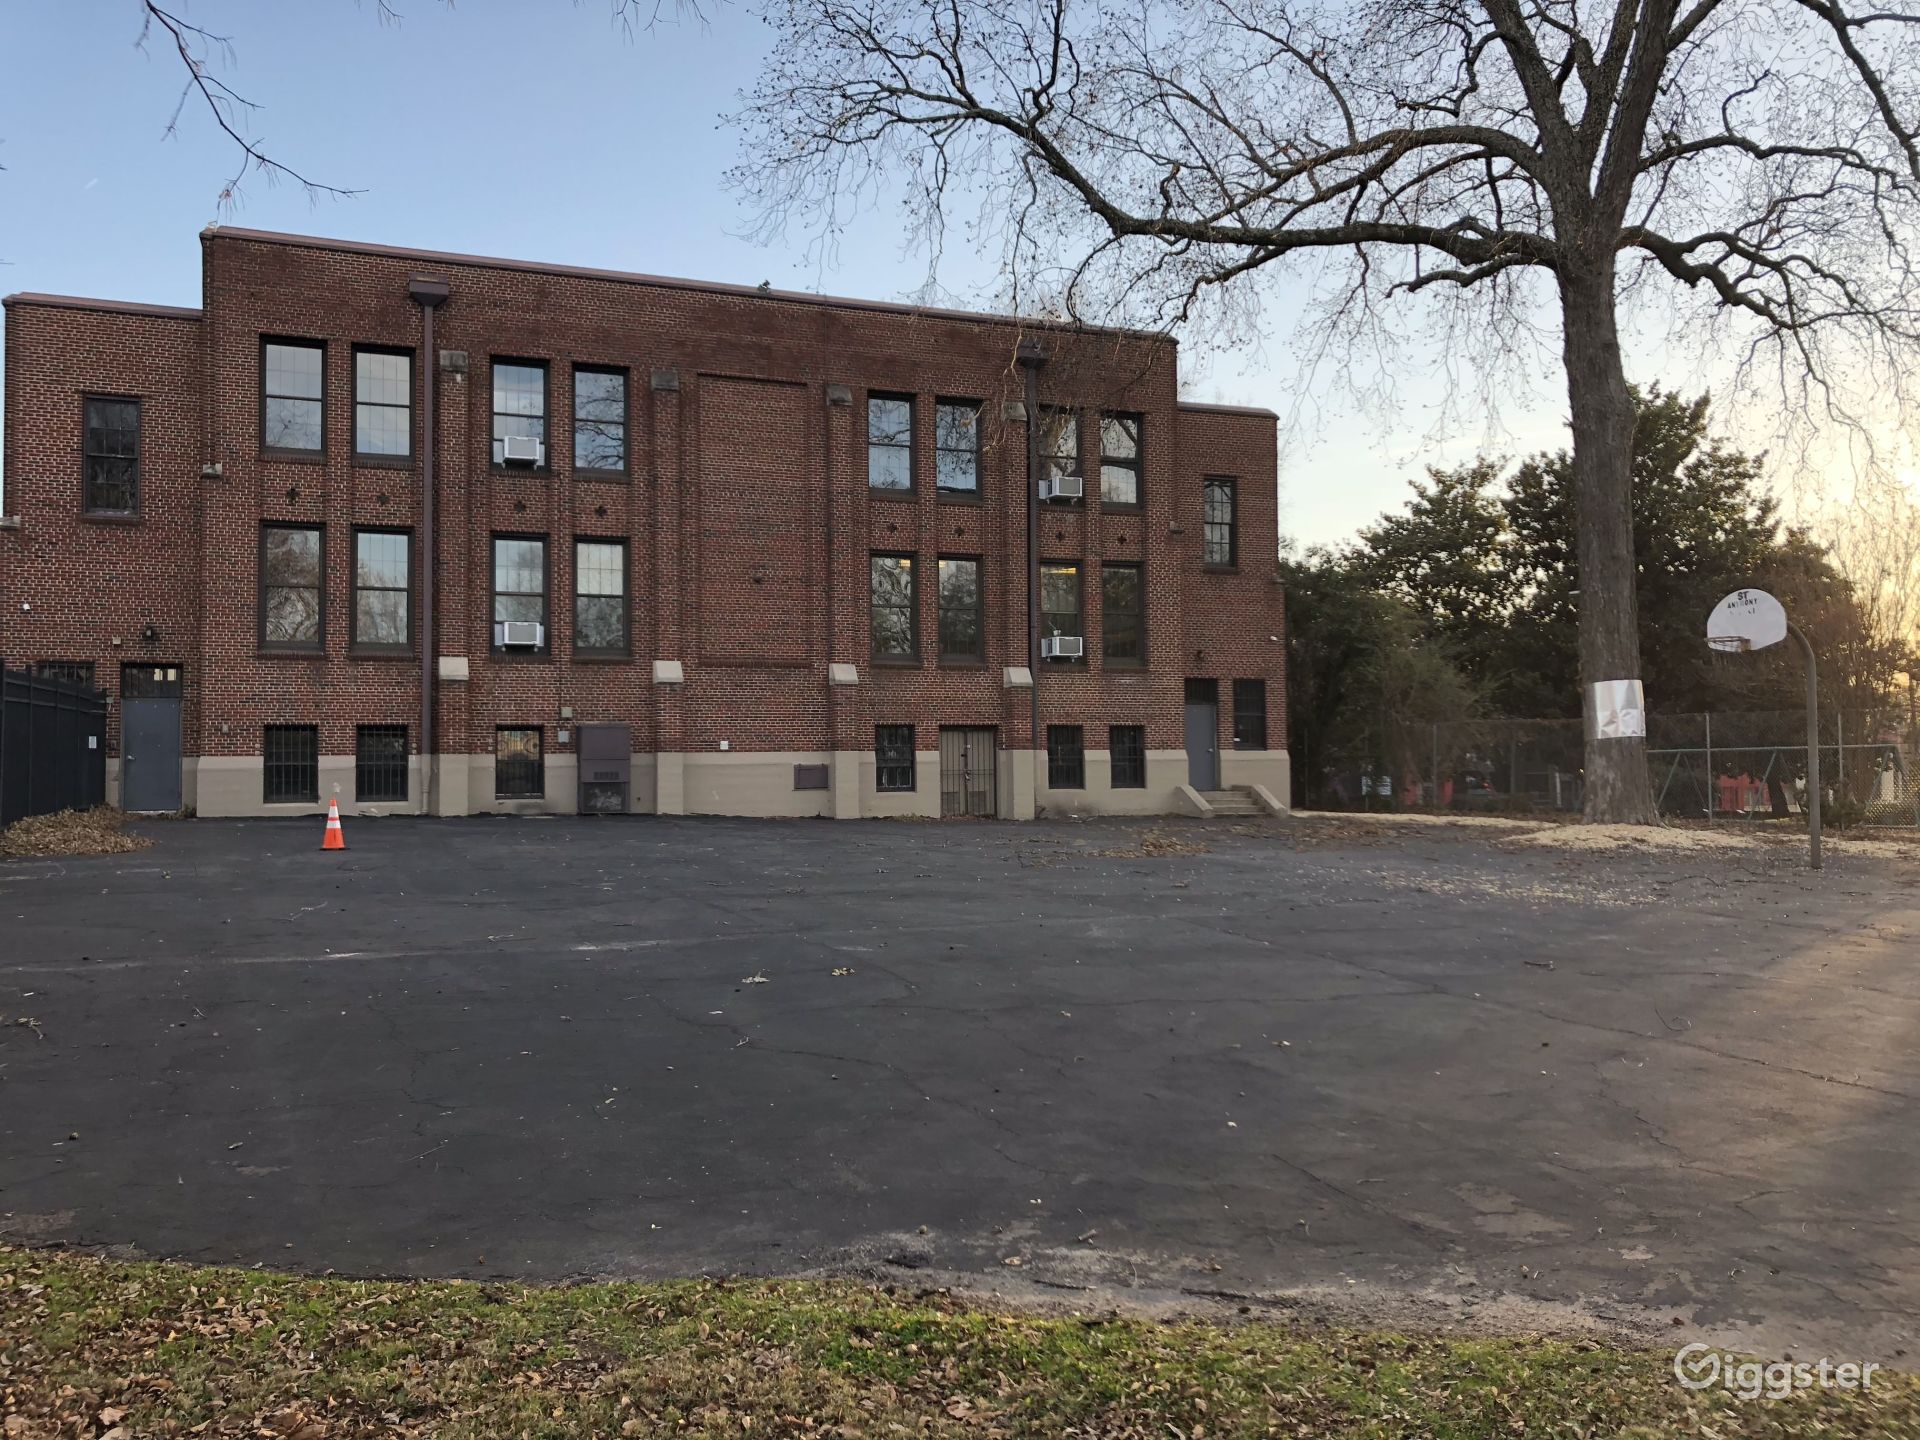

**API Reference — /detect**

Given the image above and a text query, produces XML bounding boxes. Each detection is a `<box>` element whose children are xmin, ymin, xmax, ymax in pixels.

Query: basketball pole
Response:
<box><xmin>1788</xmin><ymin>620</ymin><xmax>1822</xmax><ymax>870</ymax></box>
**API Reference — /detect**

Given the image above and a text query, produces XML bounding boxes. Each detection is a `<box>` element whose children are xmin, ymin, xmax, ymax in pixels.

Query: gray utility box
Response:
<box><xmin>577</xmin><ymin>723</ymin><xmax>633</xmax><ymax>814</ymax></box>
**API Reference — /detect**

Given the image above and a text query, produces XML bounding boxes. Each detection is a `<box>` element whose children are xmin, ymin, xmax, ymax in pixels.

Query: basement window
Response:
<box><xmin>263</xmin><ymin>725</ymin><xmax>319</xmax><ymax>804</ymax></box>
<box><xmin>875</xmin><ymin>725</ymin><xmax>916</xmax><ymax>792</ymax></box>
<box><xmin>496</xmin><ymin>727</ymin><xmax>545</xmax><ymax>799</ymax></box>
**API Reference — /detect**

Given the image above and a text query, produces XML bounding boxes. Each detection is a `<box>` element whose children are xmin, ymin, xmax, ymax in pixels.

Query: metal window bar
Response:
<box><xmin>875</xmin><ymin>725</ymin><xmax>916</xmax><ymax>791</ymax></box>
<box><xmin>1047</xmin><ymin>725</ymin><xmax>1085</xmax><ymax>788</ymax></box>
<box><xmin>262</xmin><ymin>725</ymin><xmax>319</xmax><ymax>804</ymax></box>
<box><xmin>1110</xmin><ymin>725</ymin><xmax>1146</xmax><ymax>788</ymax></box>
<box><xmin>495</xmin><ymin>727</ymin><xmax>545</xmax><ymax>799</ymax></box>
<box><xmin>355</xmin><ymin>725</ymin><xmax>409</xmax><ymax>802</ymax></box>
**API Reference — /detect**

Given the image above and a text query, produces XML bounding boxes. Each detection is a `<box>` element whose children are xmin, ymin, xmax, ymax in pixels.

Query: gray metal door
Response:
<box><xmin>939</xmin><ymin>727</ymin><xmax>997</xmax><ymax>817</ymax></box>
<box><xmin>1184</xmin><ymin>683</ymin><xmax>1219</xmax><ymax>790</ymax></box>
<box><xmin>122</xmin><ymin>699</ymin><xmax>182</xmax><ymax>812</ymax></box>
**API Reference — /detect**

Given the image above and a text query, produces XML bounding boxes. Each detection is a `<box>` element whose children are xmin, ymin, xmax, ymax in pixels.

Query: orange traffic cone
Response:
<box><xmin>321</xmin><ymin>795</ymin><xmax>347</xmax><ymax>851</ymax></box>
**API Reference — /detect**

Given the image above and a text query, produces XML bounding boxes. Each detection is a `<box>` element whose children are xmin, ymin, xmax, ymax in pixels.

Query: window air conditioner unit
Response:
<box><xmin>501</xmin><ymin>435</ymin><xmax>544</xmax><ymax>466</ymax></box>
<box><xmin>495</xmin><ymin>620</ymin><xmax>545</xmax><ymax>648</ymax></box>
<box><xmin>1040</xmin><ymin>473</ymin><xmax>1083</xmax><ymax>501</ymax></box>
<box><xmin>1041</xmin><ymin>635</ymin><xmax>1084</xmax><ymax>659</ymax></box>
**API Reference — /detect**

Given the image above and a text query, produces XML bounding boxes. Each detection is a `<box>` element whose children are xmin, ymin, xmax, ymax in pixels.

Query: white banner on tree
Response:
<box><xmin>1588</xmin><ymin>679</ymin><xmax>1647</xmax><ymax>739</ymax></box>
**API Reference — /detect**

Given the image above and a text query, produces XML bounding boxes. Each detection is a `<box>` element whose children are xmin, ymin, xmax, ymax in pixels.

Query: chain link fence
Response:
<box><xmin>1317</xmin><ymin>708</ymin><xmax>1919</xmax><ymax>827</ymax></box>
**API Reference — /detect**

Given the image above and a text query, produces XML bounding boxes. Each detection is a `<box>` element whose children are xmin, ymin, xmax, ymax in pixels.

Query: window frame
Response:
<box><xmin>1039</xmin><ymin>407</ymin><xmax>1082</xmax><ymax>503</ymax></box>
<box><xmin>936</xmin><ymin>555</ymin><xmax>985</xmax><ymax>662</ymax></box>
<box><xmin>262</xmin><ymin>725</ymin><xmax>320</xmax><ymax>805</ymax></box>
<box><xmin>490</xmin><ymin>534</ymin><xmax>550</xmax><ymax>656</ymax></box>
<box><xmin>875</xmin><ymin>724</ymin><xmax>917</xmax><ymax>792</ymax></box>
<box><xmin>1099</xmin><ymin>412</ymin><xmax>1143</xmax><ymax>509</ymax></box>
<box><xmin>572</xmin><ymin>364</ymin><xmax>630</xmax><ymax>478</ymax></box>
<box><xmin>1039</xmin><ymin>561</ymin><xmax>1083</xmax><ymax>654</ymax></box>
<box><xmin>934</xmin><ymin>399</ymin><xmax>982</xmax><ymax>498</ymax></box>
<box><xmin>494</xmin><ymin>726</ymin><xmax>546</xmax><ymax>799</ymax></box>
<box><xmin>351</xmin><ymin>345</ymin><xmax>414</xmax><ymax>464</ymax></box>
<box><xmin>491</xmin><ymin>358</ymin><xmax>551</xmax><ymax>471</ymax></box>
<box><xmin>355</xmin><ymin>724</ymin><xmax>410</xmax><ymax>803</ymax></box>
<box><xmin>259</xmin><ymin>523</ymin><xmax>326</xmax><ymax>654</ymax></box>
<box><xmin>1233</xmin><ymin>679</ymin><xmax>1269</xmax><ymax>750</ymax></box>
<box><xmin>1202</xmin><ymin>476</ymin><xmax>1239</xmax><ymax>569</ymax></box>
<box><xmin>869</xmin><ymin>552</ymin><xmax>919</xmax><ymax>663</ymax></box>
<box><xmin>573</xmin><ymin>536</ymin><xmax>631</xmax><ymax>657</ymax></box>
<box><xmin>1109</xmin><ymin>725</ymin><xmax>1147</xmax><ymax>788</ymax></box>
<box><xmin>81</xmin><ymin>394</ymin><xmax>142</xmax><ymax>517</ymax></box>
<box><xmin>260</xmin><ymin>338</ymin><xmax>326</xmax><ymax>459</ymax></box>
<box><xmin>1101</xmin><ymin>561</ymin><xmax>1146</xmax><ymax>667</ymax></box>
<box><xmin>867</xmin><ymin>392</ymin><xmax>915</xmax><ymax>493</ymax></box>
<box><xmin>350</xmin><ymin>527</ymin><xmax>413</xmax><ymax>654</ymax></box>
<box><xmin>1046</xmin><ymin>724</ymin><xmax>1086</xmax><ymax>789</ymax></box>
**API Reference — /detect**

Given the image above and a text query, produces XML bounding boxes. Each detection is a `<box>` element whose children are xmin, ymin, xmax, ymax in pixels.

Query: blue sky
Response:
<box><xmin>0</xmin><ymin>0</ymin><xmax>1571</xmax><ymax>543</ymax></box>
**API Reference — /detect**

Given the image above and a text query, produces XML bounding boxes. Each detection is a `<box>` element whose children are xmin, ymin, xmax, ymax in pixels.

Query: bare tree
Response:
<box><xmin>734</xmin><ymin>0</ymin><xmax>1920</xmax><ymax>822</ymax></box>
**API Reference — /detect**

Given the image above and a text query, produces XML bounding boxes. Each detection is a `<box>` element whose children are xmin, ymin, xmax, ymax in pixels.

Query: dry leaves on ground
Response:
<box><xmin>0</xmin><ymin>808</ymin><xmax>150</xmax><ymax>860</ymax></box>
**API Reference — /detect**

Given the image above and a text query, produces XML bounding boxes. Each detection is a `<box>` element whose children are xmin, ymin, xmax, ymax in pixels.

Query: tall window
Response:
<box><xmin>870</xmin><ymin>553</ymin><xmax>917</xmax><ymax>659</ymax></box>
<box><xmin>573</xmin><ymin>366</ymin><xmax>628</xmax><ymax>474</ymax></box>
<box><xmin>1233</xmin><ymin>679</ymin><xmax>1268</xmax><ymax>750</ymax></box>
<box><xmin>495</xmin><ymin>727</ymin><xmax>545</xmax><ymax>799</ymax></box>
<box><xmin>1102</xmin><ymin>563</ymin><xmax>1144</xmax><ymax>665</ymax></box>
<box><xmin>492</xmin><ymin>360</ymin><xmax>548</xmax><ymax>467</ymax></box>
<box><xmin>356</xmin><ymin>725</ymin><xmax>410</xmax><ymax>803</ymax></box>
<box><xmin>263</xmin><ymin>725</ymin><xmax>319</xmax><ymax>804</ymax></box>
<box><xmin>868</xmin><ymin>395</ymin><xmax>913</xmax><ymax>490</ymax></box>
<box><xmin>1040</xmin><ymin>408</ymin><xmax>1079</xmax><ymax>495</ymax></box>
<box><xmin>82</xmin><ymin>397</ymin><xmax>141</xmax><ymax>515</ymax></box>
<box><xmin>1046</xmin><ymin>725</ymin><xmax>1085</xmax><ymax>789</ymax></box>
<box><xmin>1110</xmin><ymin>725</ymin><xmax>1147</xmax><ymax>788</ymax></box>
<box><xmin>935</xmin><ymin>401</ymin><xmax>979</xmax><ymax>494</ymax></box>
<box><xmin>937</xmin><ymin>556</ymin><xmax>983</xmax><ymax>660</ymax></box>
<box><xmin>1202</xmin><ymin>477</ymin><xmax>1238</xmax><ymax>567</ymax></box>
<box><xmin>492</xmin><ymin>536</ymin><xmax>548</xmax><ymax>650</ymax></box>
<box><xmin>1040</xmin><ymin>562</ymin><xmax>1082</xmax><ymax>642</ymax></box>
<box><xmin>875</xmin><ymin>725</ymin><xmax>916</xmax><ymax>792</ymax></box>
<box><xmin>1100</xmin><ymin>413</ymin><xmax>1142</xmax><ymax>506</ymax></box>
<box><xmin>574</xmin><ymin>539</ymin><xmax>629</xmax><ymax>655</ymax></box>
<box><xmin>353</xmin><ymin>348</ymin><xmax>412</xmax><ymax>460</ymax></box>
<box><xmin>262</xmin><ymin>340</ymin><xmax>324</xmax><ymax>454</ymax></box>
<box><xmin>260</xmin><ymin>525</ymin><xmax>324</xmax><ymax>650</ymax></box>
<box><xmin>352</xmin><ymin>529</ymin><xmax>411</xmax><ymax>651</ymax></box>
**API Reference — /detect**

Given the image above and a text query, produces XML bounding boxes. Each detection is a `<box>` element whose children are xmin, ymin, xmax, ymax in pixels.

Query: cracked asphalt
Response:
<box><xmin>2</xmin><ymin>814</ymin><xmax>1916</xmax><ymax>1361</ymax></box>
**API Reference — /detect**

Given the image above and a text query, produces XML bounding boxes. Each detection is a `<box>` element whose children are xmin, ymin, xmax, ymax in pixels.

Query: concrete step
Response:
<box><xmin>1201</xmin><ymin>789</ymin><xmax>1265</xmax><ymax>817</ymax></box>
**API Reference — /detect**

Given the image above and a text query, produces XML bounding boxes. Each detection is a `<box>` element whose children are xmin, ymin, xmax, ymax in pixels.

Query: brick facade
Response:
<box><xmin>1</xmin><ymin>228</ymin><xmax>1286</xmax><ymax>819</ymax></box>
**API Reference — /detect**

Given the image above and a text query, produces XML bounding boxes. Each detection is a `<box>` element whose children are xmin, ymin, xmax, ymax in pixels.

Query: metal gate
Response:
<box><xmin>939</xmin><ymin>726</ymin><xmax>997</xmax><ymax>817</ymax></box>
<box><xmin>0</xmin><ymin>666</ymin><xmax>108</xmax><ymax>826</ymax></box>
<box><xmin>121</xmin><ymin>664</ymin><xmax>183</xmax><ymax>814</ymax></box>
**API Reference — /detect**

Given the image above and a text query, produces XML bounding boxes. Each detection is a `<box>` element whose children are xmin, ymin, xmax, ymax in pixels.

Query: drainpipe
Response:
<box><xmin>1017</xmin><ymin>340</ymin><xmax>1047</xmax><ymax>774</ymax></box>
<box><xmin>408</xmin><ymin>278</ymin><xmax>450</xmax><ymax>812</ymax></box>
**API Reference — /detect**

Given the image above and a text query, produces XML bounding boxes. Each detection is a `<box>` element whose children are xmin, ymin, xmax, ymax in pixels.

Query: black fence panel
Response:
<box><xmin>0</xmin><ymin>663</ymin><xmax>109</xmax><ymax>827</ymax></box>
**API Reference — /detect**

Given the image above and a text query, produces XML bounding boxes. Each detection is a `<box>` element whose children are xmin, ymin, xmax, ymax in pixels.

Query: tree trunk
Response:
<box><xmin>1558</xmin><ymin>258</ymin><xmax>1658</xmax><ymax>824</ymax></box>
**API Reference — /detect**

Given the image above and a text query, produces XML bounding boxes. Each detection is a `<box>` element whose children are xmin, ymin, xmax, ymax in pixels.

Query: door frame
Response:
<box><xmin>1184</xmin><ymin>678</ymin><xmax>1220</xmax><ymax>791</ymax></box>
<box><xmin>939</xmin><ymin>725</ymin><xmax>998</xmax><ymax>818</ymax></box>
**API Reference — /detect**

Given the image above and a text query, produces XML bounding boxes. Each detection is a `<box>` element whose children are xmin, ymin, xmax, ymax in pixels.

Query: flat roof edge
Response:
<box><xmin>3</xmin><ymin>292</ymin><xmax>203</xmax><ymax>321</ymax></box>
<box><xmin>200</xmin><ymin>226</ymin><xmax>1171</xmax><ymax>342</ymax></box>
<box><xmin>1177</xmin><ymin>399</ymin><xmax>1279</xmax><ymax>419</ymax></box>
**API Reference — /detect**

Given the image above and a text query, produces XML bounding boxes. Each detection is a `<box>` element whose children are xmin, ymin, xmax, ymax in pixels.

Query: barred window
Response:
<box><xmin>355</xmin><ymin>725</ymin><xmax>409</xmax><ymax>802</ymax></box>
<box><xmin>352</xmin><ymin>530</ymin><xmax>411</xmax><ymax>650</ymax></box>
<box><xmin>83</xmin><ymin>396</ymin><xmax>141</xmax><ymax>515</ymax></box>
<box><xmin>262</xmin><ymin>340</ymin><xmax>323</xmax><ymax>454</ymax></box>
<box><xmin>1233</xmin><ymin>679</ymin><xmax>1268</xmax><ymax>750</ymax></box>
<box><xmin>32</xmin><ymin>660</ymin><xmax>96</xmax><ymax>689</ymax></box>
<box><xmin>495</xmin><ymin>727</ymin><xmax>545</xmax><ymax>799</ymax></box>
<box><xmin>1040</xmin><ymin>563</ymin><xmax>1081</xmax><ymax>644</ymax></box>
<box><xmin>937</xmin><ymin>557</ymin><xmax>983</xmax><ymax>659</ymax></box>
<box><xmin>1110</xmin><ymin>725</ymin><xmax>1146</xmax><ymax>788</ymax></box>
<box><xmin>574</xmin><ymin>539</ymin><xmax>629</xmax><ymax>655</ymax></box>
<box><xmin>353</xmin><ymin>348</ymin><xmax>412</xmax><ymax>459</ymax></box>
<box><xmin>871</xmin><ymin>553</ymin><xmax>917</xmax><ymax>659</ymax></box>
<box><xmin>875</xmin><ymin>725</ymin><xmax>916</xmax><ymax>792</ymax></box>
<box><xmin>1047</xmin><ymin>725</ymin><xmax>1085</xmax><ymax>789</ymax></box>
<box><xmin>935</xmin><ymin>401</ymin><xmax>979</xmax><ymax>493</ymax></box>
<box><xmin>1203</xmin><ymin>478</ymin><xmax>1237</xmax><ymax>567</ymax></box>
<box><xmin>1100</xmin><ymin>413</ymin><xmax>1142</xmax><ymax>506</ymax></box>
<box><xmin>261</xmin><ymin>525</ymin><xmax>324</xmax><ymax>650</ymax></box>
<box><xmin>263</xmin><ymin>725</ymin><xmax>319</xmax><ymax>804</ymax></box>
<box><xmin>1102</xmin><ymin>563</ymin><xmax>1144</xmax><ymax>665</ymax></box>
<box><xmin>868</xmin><ymin>395</ymin><xmax>913</xmax><ymax>490</ymax></box>
<box><xmin>492</xmin><ymin>360</ymin><xmax>548</xmax><ymax>467</ymax></box>
<box><xmin>573</xmin><ymin>367</ymin><xmax>628</xmax><ymax>474</ymax></box>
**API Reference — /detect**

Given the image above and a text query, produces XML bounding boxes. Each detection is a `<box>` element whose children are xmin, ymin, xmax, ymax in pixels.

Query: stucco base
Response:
<box><xmin>1037</xmin><ymin>750</ymin><xmax>1191</xmax><ymax>817</ymax></box>
<box><xmin>1221</xmin><ymin>749</ymin><xmax>1292</xmax><ymax>808</ymax></box>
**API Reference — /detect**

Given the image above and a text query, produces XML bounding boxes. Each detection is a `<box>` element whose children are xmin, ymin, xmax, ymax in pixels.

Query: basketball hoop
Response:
<box><xmin>1707</xmin><ymin>635</ymin><xmax>1752</xmax><ymax>654</ymax></box>
<box><xmin>1705</xmin><ymin>589</ymin><xmax>1821</xmax><ymax>869</ymax></box>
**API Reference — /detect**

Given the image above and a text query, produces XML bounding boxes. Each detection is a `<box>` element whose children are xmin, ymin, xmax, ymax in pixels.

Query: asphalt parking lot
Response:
<box><xmin>2</xmin><ymin>814</ymin><xmax>1916</xmax><ymax>1361</ymax></box>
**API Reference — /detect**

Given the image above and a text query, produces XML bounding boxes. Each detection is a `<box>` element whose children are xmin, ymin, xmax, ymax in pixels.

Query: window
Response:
<box><xmin>1203</xmin><ymin>477</ymin><xmax>1238</xmax><ymax>567</ymax></box>
<box><xmin>1100</xmin><ymin>413</ymin><xmax>1142</xmax><ymax>506</ymax></box>
<box><xmin>868</xmin><ymin>395</ymin><xmax>913</xmax><ymax>490</ymax></box>
<box><xmin>262</xmin><ymin>340</ymin><xmax>324</xmax><ymax>454</ymax></box>
<box><xmin>573</xmin><ymin>366</ymin><xmax>628</xmax><ymax>474</ymax></box>
<box><xmin>1233</xmin><ymin>679</ymin><xmax>1268</xmax><ymax>750</ymax></box>
<box><xmin>353</xmin><ymin>348</ymin><xmax>412</xmax><ymax>460</ymax></box>
<box><xmin>352</xmin><ymin>530</ymin><xmax>411</xmax><ymax>651</ymax></box>
<box><xmin>492</xmin><ymin>360</ymin><xmax>548</xmax><ymax>467</ymax></box>
<box><xmin>875</xmin><ymin>725</ymin><xmax>916</xmax><ymax>792</ymax></box>
<box><xmin>260</xmin><ymin>525</ymin><xmax>324</xmax><ymax>650</ymax></box>
<box><xmin>263</xmin><ymin>725</ymin><xmax>319</xmax><ymax>804</ymax></box>
<box><xmin>83</xmin><ymin>396</ymin><xmax>140</xmax><ymax>515</ymax></box>
<box><xmin>1039</xmin><ymin>562</ymin><xmax>1082</xmax><ymax>645</ymax></box>
<box><xmin>937</xmin><ymin>556</ymin><xmax>983</xmax><ymax>660</ymax></box>
<box><xmin>121</xmin><ymin>664</ymin><xmax>182</xmax><ymax>698</ymax></box>
<box><xmin>356</xmin><ymin>725</ymin><xmax>409</xmax><ymax>802</ymax></box>
<box><xmin>492</xmin><ymin>536</ymin><xmax>548</xmax><ymax>650</ymax></box>
<box><xmin>1040</xmin><ymin>408</ymin><xmax>1079</xmax><ymax>495</ymax></box>
<box><xmin>1110</xmin><ymin>725</ymin><xmax>1147</xmax><ymax>788</ymax></box>
<box><xmin>935</xmin><ymin>401</ymin><xmax>979</xmax><ymax>494</ymax></box>
<box><xmin>1102</xmin><ymin>563</ymin><xmax>1144</xmax><ymax>665</ymax></box>
<box><xmin>495</xmin><ymin>727</ymin><xmax>545</xmax><ymax>798</ymax></box>
<box><xmin>1047</xmin><ymin>725</ymin><xmax>1085</xmax><ymax>789</ymax></box>
<box><xmin>31</xmin><ymin>660</ymin><xmax>96</xmax><ymax>689</ymax></box>
<box><xmin>870</xmin><ymin>553</ymin><xmax>917</xmax><ymax>660</ymax></box>
<box><xmin>574</xmin><ymin>539</ymin><xmax>629</xmax><ymax>655</ymax></box>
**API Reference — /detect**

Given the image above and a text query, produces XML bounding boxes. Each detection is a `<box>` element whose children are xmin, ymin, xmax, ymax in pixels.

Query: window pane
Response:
<box><xmin>494</xmin><ymin>593</ymin><xmax>544</xmax><ymax>626</ymax></box>
<box><xmin>1103</xmin><ymin>564</ymin><xmax>1143</xmax><ymax>662</ymax></box>
<box><xmin>493</xmin><ymin>363</ymin><xmax>547</xmax><ymax>416</ymax></box>
<box><xmin>1040</xmin><ymin>409</ymin><xmax>1077</xmax><ymax>479</ymax></box>
<box><xmin>356</xmin><ymin>532</ymin><xmax>408</xmax><ymax>589</ymax></box>
<box><xmin>264</xmin><ymin>396</ymin><xmax>323</xmax><ymax>452</ymax></box>
<box><xmin>935</xmin><ymin>403</ymin><xmax>978</xmax><ymax>492</ymax></box>
<box><xmin>871</xmin><ymin>555</ymin><xmax>914</xmax><ymax>608</ymax></box>
<box><xmin>574</xmin><ymin>370</ymin><xmax>627</xmax><ymax>471</ymax></box>
<box><xmin>355</xmin><ymin>351</ymin><xmax>410</xmax><ymax>406</ymax></box>
<box><xmin>576</xmin><ymin>596</ymin><xmax>626</xmax><ymax>651</ymax></box>
<box><xmin>265</xmin><ymin>527</ymin><xmax>321</xmax><ymax>585</ymax></box>
<box><xmin>576</xmin><ymin>541</ymin><xmax>625</xmax><ymax>597</ymax></box>
<box><xmin>356</xmin><ymin>402</ymin><xmax>410</xmax><ymax>456</ymax></box>
<box><xmin>1100</xmin><ymin>414</ymin><xmax>1138</xmax><ymax>459</ymax></box>
<box><xmin>1040</xmin><ymin>564</ymin><xmax>1079</xmax><ymax>633</ymax></box>
<box><xmin>86</xmin><ymin>400</ymin><xmax>140</xmax><ymax>456</ymax></box>
<box><xmin>868</xmin><ymin>397</ymin><xmax>911</xmax><ymax>444</ymax></box>
<box><xmin>266</xmin><ymin>343</ymin><xmax>323</xmax><ymax>400</ymax></box>
<box><xmin>85</xmin><ymin>456</ymin><xmax>138</xmax><ymax>514</ymax></box>
<box><xmin>574</xmin><ymin>369</ymin><xmax>625</xmax><ymax>420</ymax></box>
<box><xmin>869</xmin><ymin>445</ymin><xmax>911</xmax><ymax>490</ymax></box>
<box><xmin>493</xmin><ymin>539</ymin><xmax>545</xmax><ymax>593</ymax></box>
<box><xmin>356</xmin><ymin>589</ymin><xmax>409</xmax><ymax>646</ymax></box>
<box><xmin>938</xmin><ymin>558</ymin><xmax>981</xmax><ymax>656</ymax></box>
<box><xmin>575</xmin><ymin>421</ymin><xmax>626</xmax><ymax>472</ymax></box>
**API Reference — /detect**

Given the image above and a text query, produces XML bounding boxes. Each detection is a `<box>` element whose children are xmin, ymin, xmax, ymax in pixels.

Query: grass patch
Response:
<box><xmin>0</xmin><ymin>808</ymin><xmax>149</xmax><ymax>860</ymax></box>
<box><xmin>1</xmin><ymin>1247</ymin><xmax>1913</xmax><ymax>1438</ymax></box>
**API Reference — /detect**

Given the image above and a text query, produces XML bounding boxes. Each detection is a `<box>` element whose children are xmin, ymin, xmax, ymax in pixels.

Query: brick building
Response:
<box><xmin>0</xmin><ymin>227</ymin><xmax>1285</xmax><ymax>820</ymax></box>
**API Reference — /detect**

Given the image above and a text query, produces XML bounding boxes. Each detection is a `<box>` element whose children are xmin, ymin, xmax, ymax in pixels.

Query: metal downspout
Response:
<box><xmin>408</xmin><ymin>278</ymin><xmax>450</xmax><ymax>812</ymax></box>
